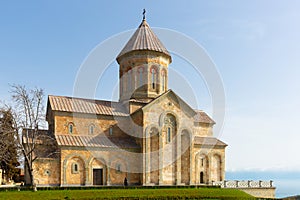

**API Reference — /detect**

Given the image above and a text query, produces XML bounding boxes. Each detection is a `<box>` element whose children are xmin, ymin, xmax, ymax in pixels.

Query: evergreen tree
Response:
<box><xmin>0</xmin><ymin>108</ymin><xmax>20</xmax><ymax>182</ymax></box>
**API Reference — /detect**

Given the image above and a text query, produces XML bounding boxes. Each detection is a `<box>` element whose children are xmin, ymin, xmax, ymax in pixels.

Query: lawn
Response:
<box><xmin>0</xmin><ymin>187</ymin><xmax>255</xmax><ymax>200</ymax></box>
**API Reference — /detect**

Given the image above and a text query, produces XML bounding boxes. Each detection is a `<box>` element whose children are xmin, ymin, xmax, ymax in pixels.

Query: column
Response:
<box><xmin>85</xmin><ymin>167</ymin><xmax>90</xmax><ymax>185</ymax></box>
<box><xmin>146</xmin><ymin>134</ymin><xmax>151</xmax><ymax>184</ymax></box>
<box><xmin>176</xmin><ymin>133</ymin><xmax>181</xmax><ymax>185</ymax></box>
<box><xmin>107</xmin><ymin>166</ymin><xmax>111</xmax><ymax>186</ymax></box>
<box><xmin>159</xmin><ymin>130</ymin><xmax>164</xmax><ymax>185</ymax></box>
<box><xmin>189</xmin><ymin>140</ymin><xmax>194</xmax><ymax>185</ymax></box>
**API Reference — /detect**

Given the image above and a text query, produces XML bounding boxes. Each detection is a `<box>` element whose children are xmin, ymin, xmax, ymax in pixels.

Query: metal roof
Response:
<box><xmin>56</xmin><ymin>134</ymin><xmax>140</xmax><ymax>149</ymax></box>
<box><xmin>117</xmin><ymin>19</ymin><xmax>171</xmax><ymax>62</ymax></box>
<box><xmin>48</xmin><ymin>95</ymin><xmax>128</xmax><ymax>116</ymax></box>
<box><xmin>194</xmin><ymin>137</ymin><xmax>227</xmax><ymax>147</ymax></box>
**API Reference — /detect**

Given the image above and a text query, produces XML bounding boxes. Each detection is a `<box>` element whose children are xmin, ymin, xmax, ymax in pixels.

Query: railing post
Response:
<box><xmin>270</xmin><ymin>180</ymin><xmax>273</xmax><ymax>187</ymax></box>
<box><xmin>236</xmin><ymin>180</ymin><xmax>239</xmax><ymax>188</ymax></box>
<box><xmin>224</xmin><ymin>180</ymin><xmax>226</xmax><ymax>188</ymax></box>
<box><xmin>248</xmin><ymin>180</ymin><xmax>251</xmax><ymax>187</ymax></box>
<box><xmin>259</xmin><ymin>180</ymin><xmax>262</xmax><ymax>187</ymax></box>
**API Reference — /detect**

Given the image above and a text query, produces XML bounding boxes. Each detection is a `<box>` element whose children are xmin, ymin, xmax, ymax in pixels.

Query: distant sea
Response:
<box><xmin>226</xmin><ymin>171</ymin><xmax>300</xmax><ymax>198</ymax></box>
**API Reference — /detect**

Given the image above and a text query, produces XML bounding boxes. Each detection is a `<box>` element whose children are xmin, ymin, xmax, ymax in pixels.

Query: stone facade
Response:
<box><xmin>30</xmin><ymin>18</ymin><xmax>227</xmax><ymax>187</ymax></box>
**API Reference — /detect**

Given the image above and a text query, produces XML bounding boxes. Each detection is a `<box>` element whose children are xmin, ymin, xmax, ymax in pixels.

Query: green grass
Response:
<box><xmin>0</xmin><ymin>187</ymin><xmax>255</xmax><ymax>200</ymax></box>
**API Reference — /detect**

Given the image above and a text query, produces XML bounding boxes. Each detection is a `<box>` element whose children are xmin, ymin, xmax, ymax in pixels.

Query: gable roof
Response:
<box><xmin>55</xmin><ymin>135</ymin><xmax>139</xmax><ymax>149</ymax></box>
<box><xmin>136</xmin><ymin>89</ymin><xmax>197</xmax><ymax>117</ymax></box>
<box><xmin>194</xmin><ymin>136</ymin><xmax>227</xmax><ymax>147</ymax></box>
<box><xmin>116</xmin><ymin>19</ymin><xmax>171</xmax><ymax>63</ymax></box>
<box><xmin>194</xmin><ymin>110</ymin><xmax>215</xmax><ymax>124</ymax></box>
<box><xmin>48</xmin><ymin>95</ymin><xmax>128</xmax><ymax>117</ymax></box>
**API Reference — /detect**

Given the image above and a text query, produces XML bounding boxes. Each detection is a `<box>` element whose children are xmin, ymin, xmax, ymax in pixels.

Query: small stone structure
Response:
<box><xmin>213</xmin><ymin>180</ymin><xmax>276</xmax><ymax>198</ymax></box>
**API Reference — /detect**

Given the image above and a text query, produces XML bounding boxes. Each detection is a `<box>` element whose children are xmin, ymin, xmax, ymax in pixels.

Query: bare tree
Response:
<box><xmin>2</xmin><ymin>85</ymin><xmax>58</xmax><ymax>190</ymax></box>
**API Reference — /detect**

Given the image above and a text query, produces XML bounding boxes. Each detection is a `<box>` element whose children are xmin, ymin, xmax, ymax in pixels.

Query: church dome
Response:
<box><xmin>116</xmin><ymin>19</ymin><xmax>171</xmax><ymax>63</ymax></box>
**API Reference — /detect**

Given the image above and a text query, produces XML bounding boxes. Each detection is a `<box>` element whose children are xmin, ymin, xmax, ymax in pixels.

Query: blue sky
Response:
<box><xmin>1</xmin><ymin>1</ymin><xmax>300</xmax><ymax>173</ymax></box>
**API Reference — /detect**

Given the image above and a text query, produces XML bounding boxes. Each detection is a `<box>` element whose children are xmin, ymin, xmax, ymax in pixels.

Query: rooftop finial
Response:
<box><xmin>143</xmin><ymin>9</ymin><xmax>146</xmax><ymax>20</ymax></box>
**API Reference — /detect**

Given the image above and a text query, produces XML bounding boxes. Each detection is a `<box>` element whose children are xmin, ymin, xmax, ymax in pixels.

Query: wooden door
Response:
<box><xmin>93</xmin><ymin>169</ymin><xmax>103</xmax><ymax>185</ymax></box>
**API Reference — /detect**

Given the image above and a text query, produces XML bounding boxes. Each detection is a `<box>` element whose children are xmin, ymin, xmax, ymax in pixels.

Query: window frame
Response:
<box><xmin>68</xmin><ymin>123</ymin><xmax>74</xmax><ymax>134</ymax></box>
<box><xmin>72</xmin><ymin>162</ymin><xmax>79</xmax><ymax>174</ymax></box>
<box><xmin>116</xmin><ymin>164</ymin><xmax>121</xmax><ymax>173</ymax></box>
<box><xmin>89</xmin><ymin>124</ymin><xmax>95</xmax><ymax>134</ymax></box>
<box><xmin>167</xmin><ymin>127</ymin><xmax>171</xmax><ymax>143</ymax></box>
<box><xmin>109</xmin><ymin>127</ymin><xmax>113</xmax><ymax>136</ymax></box>
<box><xmin>151</xmin><ymin>67</ymin><xmax>156</xmax><ymax>89</ymax></box>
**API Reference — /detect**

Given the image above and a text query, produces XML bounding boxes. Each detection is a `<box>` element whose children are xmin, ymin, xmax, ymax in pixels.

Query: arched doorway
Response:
<box><xmin>200</xmin><ymin>172</ymin><xmax>204</xmax><ymax>184</ymax></box>
<box><xmin>211</xmin><ymin>154</ymin><xmax>222</xmax><ymax>182</ymax></box>
<box><xmin>92</xmin><ymin>159</ymin><xmax>105</xmax><ymax>185</ymax></box>
<box><xmin>195</xmin><ymin>153</ymin><xmax>209</xmax><ymax>184</ymax></box>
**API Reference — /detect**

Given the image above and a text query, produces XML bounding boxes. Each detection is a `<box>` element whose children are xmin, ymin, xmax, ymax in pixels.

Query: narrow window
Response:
<box><xmin>167</xmin><ymin>127</ymin><xmax>171</xmax><ymax>143</ymax></box>
<box><xmin>89</xmin><ymin>125</ymin><xmax>94</xmax><ymax>134</ymax></box>
<box><xmin>151</xmin><ymin>68</ymin><xmax>156</xmax><ymax>89</ymax></box>
<box><xmin>117</xmin><ymin>164</ymin><xmax>121</xmax><ymax>172</ymax></box>
<box><xmin>69</xmin><ymin>124</ymin><xmax>73</xmax><ymax>134</ymax></box>
<box><xmin>109</xmin><ymin>127</ymin><xmax>113</xmax><ymax>136</ymax></box>
<box><xmin>201</xmin><ymin>158</ymin><xmax>204</xmax><ymax>167</ymax></box>
<box><xmin>138</xmin><ymin>67</ymin><xmax>143</xmax><ymax>87</ymax></box>
<box><xmin>74</xmin><ymin>164</ymin><xmax>78</xmax><ymax>172</ymax></box>
<box><xmin>72</xmin><ymin>163</ymin><xmax>79</xmax><ymax>174</ymax></box>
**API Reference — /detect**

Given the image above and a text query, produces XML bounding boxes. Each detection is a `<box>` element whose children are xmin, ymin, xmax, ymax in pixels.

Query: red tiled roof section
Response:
<box><xmin>55</xmin><ymin>135</ymin><xmax>140</xmax><ymax>149</ymax></box>
<box><xmin>117</xmin><ymin>19</ymin><xmax>171</xmax><ymax>62</ymax></box>
<box><xmin>49</xmin><ymin>95</ymin><xmax>128</xmax><ymax>116</ymax></box>
<box><xmin>194</xmin><ymin>136</ymin><xmax>227</xmax><ymax>147</ymax></box>
<box><xmin>194</xmin><ymin>110</ymin><xmax>215</xmax><ymax>124</ymax></box>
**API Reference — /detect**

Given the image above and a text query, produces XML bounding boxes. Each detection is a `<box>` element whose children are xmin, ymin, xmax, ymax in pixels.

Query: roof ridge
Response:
<box><xmin>48</xmin><ymin>95</ymin><xmax>120</xmax><ymax>104</ymax></box>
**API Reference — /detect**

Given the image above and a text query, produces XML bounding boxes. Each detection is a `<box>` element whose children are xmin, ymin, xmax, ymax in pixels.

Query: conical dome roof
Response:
<box><xmin>117</xmin><ymin>19</ymin><xmax>171</xmax><ymax>63</ymax></box>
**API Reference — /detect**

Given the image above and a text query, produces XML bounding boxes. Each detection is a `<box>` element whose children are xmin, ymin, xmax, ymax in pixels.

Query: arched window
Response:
<box><xmin>72</xmin><ymin>163</ymin><xmax>79</xmax><ymax>174</ymax></box>
<box><xmin>109</xmin><ymin>127</ymin><xmax>113</xmax><ymax>136</ymax></box>
<box><xmin>151</xmin><ymin>67</ymin><xmax>157</xmax><ymax>89</ymax></box>
<box><xmin>116</xmin><ymin>164</ymin><xmax>121</xmax><ymax>173</ymax></box>
<box><xmin>89</xmin><ymin>124</ymin><xmax>95</xmax><ymax>134</ymax></box>
<box><xmin>138</xmin><ymin>67</ymin><xmax>143</xmax><ymax>87</ymax></box>
<box><xmin>164</xmin><ymin>114</ymin><xmax>176</xmax><ymax>143</ymax></box>
<box><xmin>68</xmin><ymin>123</ymin><xmax>73</xmax><ymax>134</ymax></box>
<box><xmin>167</xmin><ymin>127</ymin><xmax>171</xmax><ymax>143</ymax></box>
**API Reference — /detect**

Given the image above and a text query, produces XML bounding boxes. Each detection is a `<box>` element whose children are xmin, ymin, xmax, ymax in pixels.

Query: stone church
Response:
<box><xmin>28</xmin><ymin>17</ymin><xmax>227</xmax><ymax>186</ymax></box>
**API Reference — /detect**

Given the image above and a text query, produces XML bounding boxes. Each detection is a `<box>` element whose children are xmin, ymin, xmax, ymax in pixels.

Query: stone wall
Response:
<box><xmin>60</xmin><ymin>148</ymin><xmax>141</xmax><ymax>186</ymax></box>
<box><xmin>33</xmin><ymin>158</ymin><xmax>60</xmax><ymax>186</ymax></box>
<box><xmin>193</xmin><ymin>123</ymin><xmax>213</xmax><ymax>137</ymax></box>
<box><xmin>54</xmin><ymin>112</ymin><xmax>127</xmax><ymax>138</ymax></box>
<box><xmin>192</xmin><ymin>147</ymin><xmax>225</xmax><ymax>184</ymax></box>
<box><xmin>214</xmin><ymin>180</ymin><xmax>276</xmax><ymax>199</ymax></box>
<box><xmin>238</xmin><ymin>188</ymin><xmax>276</xmax><ymax>199</ymax></box>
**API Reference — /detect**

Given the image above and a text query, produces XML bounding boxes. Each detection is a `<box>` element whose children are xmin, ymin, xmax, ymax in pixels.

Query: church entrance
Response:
<box><xmin>200</xmin><ymin>172</ymin><xmax>204</xmax><ymax>184</ymax></box>
<box><xmin>93</xmin><ymin>169</ymin><xmax>103</xmax><ymax>185</ymax></box>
